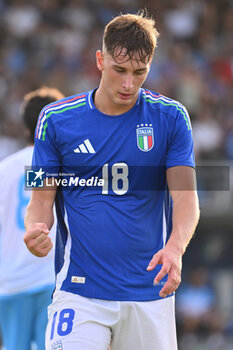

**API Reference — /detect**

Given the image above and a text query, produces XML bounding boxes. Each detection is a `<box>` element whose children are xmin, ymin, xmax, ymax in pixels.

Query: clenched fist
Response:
<box><xmin>24</xmin><ymin>223</ymin><xmax>53</xmax><ymax>257</ymax></box>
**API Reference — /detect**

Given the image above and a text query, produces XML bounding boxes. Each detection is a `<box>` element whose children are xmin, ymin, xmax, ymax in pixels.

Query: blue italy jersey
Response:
<box><xmin>33</xmin><ymin>88</ymin><xmax>195</xmax><ymax>301</ymax></box>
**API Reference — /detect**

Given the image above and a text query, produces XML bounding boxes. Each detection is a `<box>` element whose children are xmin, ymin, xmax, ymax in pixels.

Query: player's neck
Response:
<box><xmin>94</xmin><ymin>86</ymin><xmax>137</xmax><ymax>116</ymax></box>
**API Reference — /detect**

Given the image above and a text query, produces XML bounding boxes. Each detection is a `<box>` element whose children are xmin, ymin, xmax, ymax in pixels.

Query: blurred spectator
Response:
<box><xmin>163</xmin><ymin>0</ymin><xmax>203</xmax><ymax>40</ymax></box>
<box><xmin>176</xmin><ymin>267</ymin><xmax>225</xmax><ymax>349</ymax></box>
<box><xmin>177</xmin><ymin>268</ymin><xmax>217</xmax><ymax>332</ymax></box>
<box><xmin>0</xmin><ymin>0</ymin><xmax>232</xmax><ymax>160</ymax></box>
<box><xmin>4</xmin><ymin>1</ymin><xmax>40</xmax><ymax>38</ymax></box>
<box><xmin>192</xmin><ymin>106</ymin><xmax>223</xmax><ymax>159</ymax></box>
<box><xmin>223</xmin><ymin>115</ymin><xmax>233</xmax><ymax>160</ymax></box>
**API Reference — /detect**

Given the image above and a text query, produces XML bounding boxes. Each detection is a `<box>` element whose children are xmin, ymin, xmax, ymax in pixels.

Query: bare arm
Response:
<box><xmin>24</xmin><ymin>180</ymin><xmax>57</xmax><ymax>257</ymax></box>
<box><xmin>147</xmin><ymin>166</ymin><xmax>200</xmax><ymax>297</ymax></box>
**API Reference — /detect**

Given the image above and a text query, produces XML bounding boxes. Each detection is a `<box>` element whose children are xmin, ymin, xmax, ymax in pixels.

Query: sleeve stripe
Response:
<box><xmin>36</xmin><ymin>95</ymin><xmax>86</xmax><ymax>138</ymax></box>
<box><xmin>142</xmin><ymin>90</ymin><xmax>192</xmax><ymax>130</ymax></box>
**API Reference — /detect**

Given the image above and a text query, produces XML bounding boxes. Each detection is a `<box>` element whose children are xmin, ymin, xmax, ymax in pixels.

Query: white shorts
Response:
<box><xmin>46</xmin><ymin>290</ymin><xmax>177</xmax><ymax>350</ymax></box>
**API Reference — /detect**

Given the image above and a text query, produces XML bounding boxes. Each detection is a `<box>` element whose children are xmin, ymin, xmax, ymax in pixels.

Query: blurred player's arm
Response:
<box><xmin>24</xmin><ymin>179</ymin><xmax>57</xmax><ymax>257</ymax></box>
<box><xmin>147</xmin><ymin>166</ymin><xmax>200</xmax><ymax>297</ymax></box>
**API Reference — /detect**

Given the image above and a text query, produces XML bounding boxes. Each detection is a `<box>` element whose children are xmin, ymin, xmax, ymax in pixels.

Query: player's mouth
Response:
<box><xmin>119</xmin><ymin>92</ymin><xmax>132</xmax><ymax>99</ymax></box>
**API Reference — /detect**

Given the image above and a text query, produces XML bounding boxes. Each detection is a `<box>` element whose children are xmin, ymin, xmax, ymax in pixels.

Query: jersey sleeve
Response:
<box><xmin>166</xmin><ymin>104</ymin><xmax>195</xmax><ymax>169</ymax></box>
<box><xmin>32</xmin><ymin>110</ymin><xmax>61</xmax><ymax>174</ymax></box>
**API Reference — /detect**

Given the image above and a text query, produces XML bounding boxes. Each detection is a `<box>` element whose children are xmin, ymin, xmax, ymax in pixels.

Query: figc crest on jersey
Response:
<box><xmin>136</xmin><ymin>124</ymin><xmax>154</xmax><ymax>152</ymax></box>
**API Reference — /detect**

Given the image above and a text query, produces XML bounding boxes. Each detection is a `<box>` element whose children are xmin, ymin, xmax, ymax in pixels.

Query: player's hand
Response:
<box><xmin>24</xmin><ymin>223</ymin><xmax>53</xmax><ymax>257</ymax></box>
<box><xmin>147</xmin><ymin>245</ymin><xmax>182</xmax><ymax>298</ymax></box>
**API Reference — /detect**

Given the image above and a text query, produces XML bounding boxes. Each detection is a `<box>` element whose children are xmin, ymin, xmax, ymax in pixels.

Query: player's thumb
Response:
<box><xmin>37</xmin><ymin>222</ymin><xmax>50</xmax><ymax>234</ymax></box>
<box><xmin>28</xmin><ymin>222</ymin><xmax>50</xmax><ymax>235</ymax></box>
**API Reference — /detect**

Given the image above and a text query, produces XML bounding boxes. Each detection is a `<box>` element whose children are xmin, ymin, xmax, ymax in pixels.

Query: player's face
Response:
<box><xmin>96</xmin><ymin>48</ymin><xmax>151</xmax><ymax>113</ymax></box>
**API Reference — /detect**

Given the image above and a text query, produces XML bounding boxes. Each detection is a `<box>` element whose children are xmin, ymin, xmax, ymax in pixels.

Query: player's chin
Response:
<box><xmin>116</xmin><ymin>95</ymin><xmax>134</xmax><ymax>106</ymax></box>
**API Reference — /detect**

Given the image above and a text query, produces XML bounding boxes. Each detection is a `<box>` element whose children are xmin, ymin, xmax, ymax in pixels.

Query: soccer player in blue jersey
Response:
<box><xmin>24</xmin><ymin>11</ymin><xmax>200</xmax><ymax>350</ymax></box>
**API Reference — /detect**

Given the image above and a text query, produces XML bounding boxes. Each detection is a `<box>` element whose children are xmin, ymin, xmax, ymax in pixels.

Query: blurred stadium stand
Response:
<box><xmin>0</xmin><ymin>0</ymin><xmax>232</xmax><ymax>349</ymax></box>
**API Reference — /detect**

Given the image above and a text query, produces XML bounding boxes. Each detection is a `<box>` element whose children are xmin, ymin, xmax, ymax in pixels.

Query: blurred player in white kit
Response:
<box><xmin>0</xmin><ymin>87</ymin><xmax>64</xmax><ymax>350</ymax></box>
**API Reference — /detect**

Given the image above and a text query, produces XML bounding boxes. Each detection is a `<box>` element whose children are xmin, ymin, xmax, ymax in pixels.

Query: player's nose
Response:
<box><xmin>122</xmin><ymin>74</ymin><xmax>134</xmax><ymax>90</ymax></box>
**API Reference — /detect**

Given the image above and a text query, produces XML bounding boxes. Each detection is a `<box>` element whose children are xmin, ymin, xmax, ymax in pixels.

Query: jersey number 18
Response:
<box><xmin>102</xmin><ymin>163</ymin><xmax>128</xmax><ymax>195</ymax></box>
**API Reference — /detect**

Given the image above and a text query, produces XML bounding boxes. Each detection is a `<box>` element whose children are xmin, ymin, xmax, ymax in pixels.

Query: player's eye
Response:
<box><xmin>114</xmin><ymin>68</ymin><xmax>125</xmax><ymax>73</ymax></box>
<box><xmin>135</xmin><ymin>70</ymin><xmax>145</xmax><ymax>76</ymax></box>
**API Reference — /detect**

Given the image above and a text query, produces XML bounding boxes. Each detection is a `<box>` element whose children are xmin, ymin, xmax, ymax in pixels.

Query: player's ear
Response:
<box><xmin>96</xmin><ymin>50</ymin><xmax>104</xmax><ymax>72</ymax></box>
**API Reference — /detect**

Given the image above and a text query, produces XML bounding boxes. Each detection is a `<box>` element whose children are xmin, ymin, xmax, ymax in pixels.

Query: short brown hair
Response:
<box><xmin>103</xmin><ymin>10</ymin><xmax>159</xmax><ymax>64</ymax></box>
<box><xmin>22</xmin><ymin>86</ymin><xmax>64</xmax><ymax>143</ymax></box>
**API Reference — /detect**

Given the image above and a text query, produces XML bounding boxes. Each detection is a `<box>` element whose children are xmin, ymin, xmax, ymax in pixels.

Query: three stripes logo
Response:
<box><xmin>136</xmin><ymin>124</ymin><xmax>154</xmax><ymax>152</ymax></box>
<box><xmin>74</xmin><ymin>139</ymin><xmax>96</xmax><ymax>154</ymax></box>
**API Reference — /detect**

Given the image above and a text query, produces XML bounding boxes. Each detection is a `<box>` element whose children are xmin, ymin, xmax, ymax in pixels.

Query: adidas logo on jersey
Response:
<box><xmin>74</xmin><ymin>139</ymin><xmax>96</xmax><ymax>154</ymax></box>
